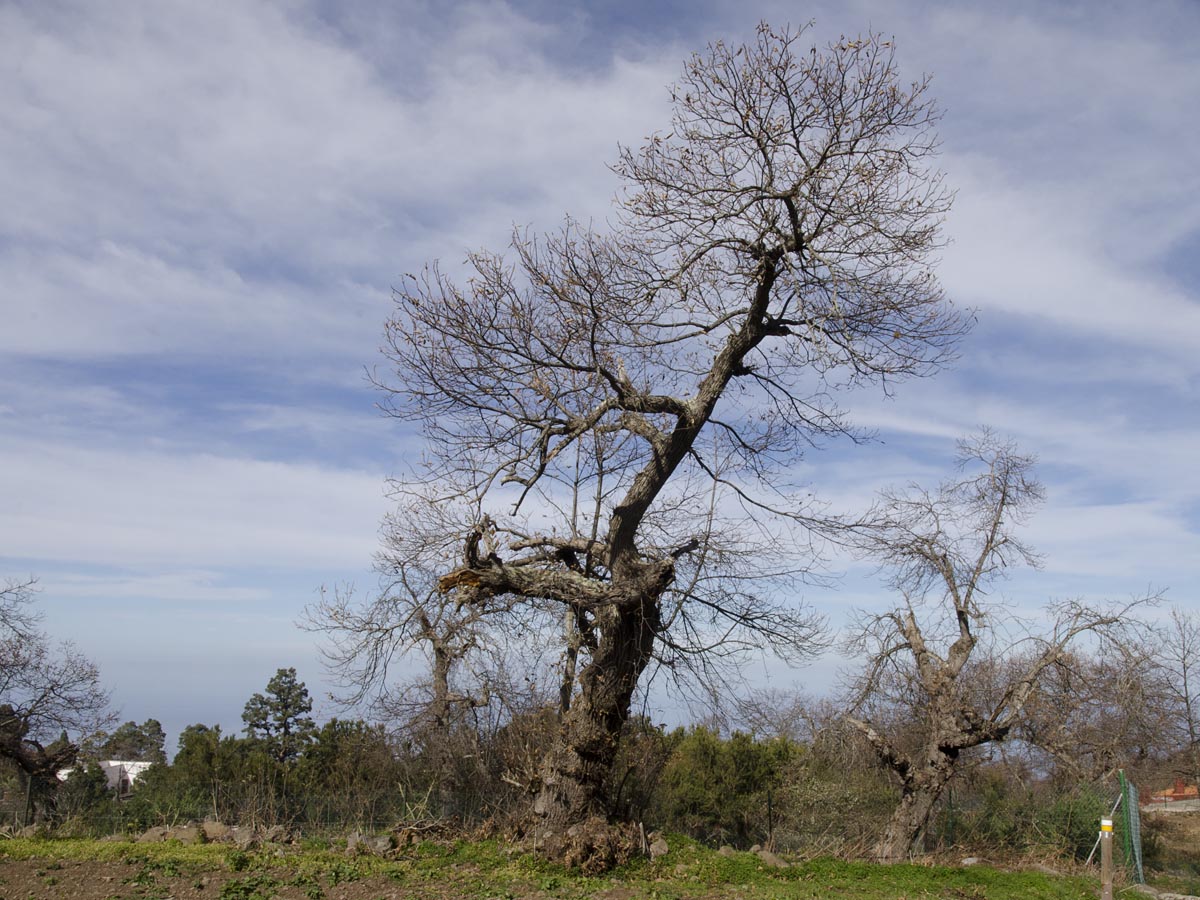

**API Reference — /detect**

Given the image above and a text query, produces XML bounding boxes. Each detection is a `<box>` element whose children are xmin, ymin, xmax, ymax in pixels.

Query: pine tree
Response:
<box><xmin>241</xmin><ymin>668</ymin><xmax>315</xmax><ymax>764</ymax></box>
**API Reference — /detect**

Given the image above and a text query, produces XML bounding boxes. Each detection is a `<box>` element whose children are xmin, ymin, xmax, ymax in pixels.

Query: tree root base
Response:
<box><xmin>534</xmin><ymin>816</ymin><xmax>642</xmax><ymax>874</ymax></box>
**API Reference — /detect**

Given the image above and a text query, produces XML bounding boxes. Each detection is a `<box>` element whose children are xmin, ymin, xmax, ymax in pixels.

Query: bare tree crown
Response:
<box><xmin>381</xmin><ymin>24</ymin><xmax>965</xmax><ymax>590</ymax></box>
<box><xmin>0</xmin><ymin>578</ymin><xmax>111</xmax><ymax>781</ymax></box>
<box><xmin>856</xmin><ymin>431</ymin><xmax>1045</xmax><ymax>613</ymax></box>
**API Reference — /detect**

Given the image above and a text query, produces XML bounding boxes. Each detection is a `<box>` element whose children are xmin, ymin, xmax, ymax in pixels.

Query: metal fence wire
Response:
<box><xmin>1118</xmin><ymin>771</ymin><xmax>1144</xmax><ymax>884</ymax></box>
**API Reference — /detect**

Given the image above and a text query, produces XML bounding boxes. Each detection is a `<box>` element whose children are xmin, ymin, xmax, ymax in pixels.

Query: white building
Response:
<box><xmin>58</xmin><ymin>760</ymin><xmax>155</xmax><ymax>795</ymax></box>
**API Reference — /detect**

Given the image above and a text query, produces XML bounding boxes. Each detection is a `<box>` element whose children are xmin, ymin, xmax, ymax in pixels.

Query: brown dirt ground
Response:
<box><xmin>0</xmin><ymin>856</ymin><xmax>661</xmax><ymax>900</ymax></box>
<box><xmin>2</xmin><ymin>857</ymin><xmax>417</xmax><ymax>900</ymax></box>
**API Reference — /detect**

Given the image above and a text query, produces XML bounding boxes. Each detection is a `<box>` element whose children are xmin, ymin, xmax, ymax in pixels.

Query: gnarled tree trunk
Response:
<box><xmin>534</xmin><ymin>598</ymin><xmax>660</xmax><ymax>826</ymax></box>
<box><xmin>871</xmin><ymin>750</ymin><xmax>957</xmax><ymax>861</ymax></box>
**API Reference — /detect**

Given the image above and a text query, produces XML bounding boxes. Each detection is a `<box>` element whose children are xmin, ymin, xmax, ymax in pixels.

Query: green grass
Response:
<box><xmin>0</xmin><ymin>836</ymin><xmax>228</xmax><ymax>866</ymax></box>
<box><xmin>1147</xmin><ymin>871</ymin><xmax>1200</xmax><ymax>897</ymax></box>
<box><xmin>0</xmin><ymin>834</ymin><xmax>1131</xmax><ymax>899</ymax></box>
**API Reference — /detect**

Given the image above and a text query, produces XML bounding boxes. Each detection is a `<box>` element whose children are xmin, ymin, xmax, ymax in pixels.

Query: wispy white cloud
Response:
<box><xmin>0</xmin><ymin>437</ymin><xmax>385</xmax><ymax>571</ymax></box>
<box><xmin>940</xmin><ymin>166</ymin><xmax>1200</xmax><ymax>358</ymax></box>
<box><xmin>0</xmin><ymin>1</ymin><xmax>675</xmax><ymax>369</ymax></box>
<box><xmin>45</xmin><ymin>570</ymin><xmax>273</xmax><ymax>606</ymax></box>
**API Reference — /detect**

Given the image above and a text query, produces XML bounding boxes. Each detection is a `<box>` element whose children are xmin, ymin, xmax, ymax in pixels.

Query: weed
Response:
<box><xmin>324</xmin><ymin>858</ymin><xmax>365</xmax><ymax>885</ymax></box>
<box><xmin>124</xmin><ymin>856</ymin><xmax>183</xmax><ymax>888</ymax></box>
<box><xmin>287</xmin><ymin>871</ymin><xmax>325</xmax><ymax>899</ymax></box>
<box><xmin>1150</xmin><ymin>873</ymin><xmax>1200</xmax><ymax>897</ymax></box>
<box><xmin>125</xmin><ymin>865</ymin><xmax>156</xmax><ymax>886</ymax></box>
<box><xmin>218</xmin><ymin>872</ymin><xmax>279</xmax><ymax>900</ymax></box>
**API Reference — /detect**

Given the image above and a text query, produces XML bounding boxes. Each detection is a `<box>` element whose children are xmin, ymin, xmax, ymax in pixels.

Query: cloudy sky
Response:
<box><xmin>2</xmin><ymin>0</ymin><xmax>1197</xmax><ymax>750</ymax></box>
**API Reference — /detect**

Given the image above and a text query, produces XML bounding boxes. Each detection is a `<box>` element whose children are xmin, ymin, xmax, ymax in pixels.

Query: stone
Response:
<box><xmin>137</xmin><ymin>826</ymin><xmax>168</xmax><ymax>843</ymax></box>
<box><xmin>166</xmin><ymin>824</ymin><xmax>201</xmax><ymax>844</ymax></box>
<box><xmin>649</xmin><ymin>836</ymin><xmax>669</xmax><ymax>860</ymax></box>
<box><xmin>757</xmin><ymin>849</ymin><xmax>787</xmax><ymax>868</ymax></box>
<box><xmin>718</xmin><ymin>845</ymin><xmax>735</xmax><ymax>857</ymax></box>
<box><xmin>367</xmin><ymin>835</ymin><xmax>393</xmax><ymax>855</ymax></box>
<box><xmin>201</xmin><ymin>820</ymin><xmax>231</xmax><ymax>842</ymax></box>
<box><xmin>960</xmin><ymin>857</ymin><xmax>982</xmax><ymax>867</ymax></box>
<box><xmin>348</xmin><ymin>832</ymin><xmax>393</xmax><ymax>855</ymax></box>
<box><xmin>232</xmin><ymin>826</ymin><xmax>260</xmax><ymax>850</ymax></box>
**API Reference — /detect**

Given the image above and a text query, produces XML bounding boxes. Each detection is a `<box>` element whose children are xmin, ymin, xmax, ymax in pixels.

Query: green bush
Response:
<box><xmin>769</xmin><ymin>742</ymin><xmax>897</xmax><ymax>854</ymax></box>
<box><xmin>651</xmin><ymin>727</ymin><xmax>795</xmax><ymax>847</ymax></box>
<box><xmin>931</xmin><ymin>772</ymin><xmax>1109</xmax><ymax>859</ymax></box>
<box><xmin>54</xmin><ymin>763</ymin><xmax>119</xmax><ymax>835</ymax></box>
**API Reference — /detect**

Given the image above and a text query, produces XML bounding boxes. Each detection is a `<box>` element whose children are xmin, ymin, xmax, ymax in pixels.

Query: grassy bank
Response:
<box><xmin>0</xmin><ymin>835</ymin><xmax>1115</xmax><ymax>899</ymax></box>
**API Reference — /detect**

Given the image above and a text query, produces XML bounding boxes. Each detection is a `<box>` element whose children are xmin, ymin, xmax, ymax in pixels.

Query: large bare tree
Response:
<box><xmin>843</xmin><ymin>434</ymin><xmax>1150</xmax><ymax>861</ymax></box>
<box><xmin>377</xmin><ymin>23</ymin><xmax>965</xmax><ymax>842</ymax></box>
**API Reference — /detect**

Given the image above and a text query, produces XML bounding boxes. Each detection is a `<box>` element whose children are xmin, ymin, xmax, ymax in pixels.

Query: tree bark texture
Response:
<box><xmin>535</xmin><ymin>599</ymin><xmax>660</xmax><ymax>827</ymax></box>
<box><xmin>871</xmin><ymin>753</ymin><xmax>956</xmax><ymax>861</ymax></box>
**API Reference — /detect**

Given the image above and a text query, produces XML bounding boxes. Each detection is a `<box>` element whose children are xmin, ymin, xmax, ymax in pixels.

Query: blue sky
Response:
<box><xmin>2</xmin><ymin>0</ymin><xmax>1198</xmax><ymax>750</ymax></box>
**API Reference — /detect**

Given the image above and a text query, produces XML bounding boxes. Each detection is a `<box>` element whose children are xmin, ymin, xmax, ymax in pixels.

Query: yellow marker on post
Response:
<box><xmin>1100</xmin><ymin>817</ymin><xmax>1114</xmax><ymax>900</ymax></box>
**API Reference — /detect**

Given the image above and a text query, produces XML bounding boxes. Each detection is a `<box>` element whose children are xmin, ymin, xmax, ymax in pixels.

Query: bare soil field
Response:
<box><xmin>0</xmin><ymin>855</ymin><xmax>582</xmax><ymax>900</ymax></box>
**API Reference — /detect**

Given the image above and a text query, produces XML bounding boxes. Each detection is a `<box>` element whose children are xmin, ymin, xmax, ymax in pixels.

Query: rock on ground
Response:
<box><xmin>649</xmin><ymin>836</ymin><xmax>669</xmax><ymax>860</ymax></box>
<box><xmin>756</xmin><ymin>849</ymin><xmax>788</xmax><ymax>868</ymax></box>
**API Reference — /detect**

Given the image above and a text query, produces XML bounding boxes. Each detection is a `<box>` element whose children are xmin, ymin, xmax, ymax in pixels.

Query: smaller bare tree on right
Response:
<box><xmin>1157</xmin><ymin>605</ymin><xmax>1200</xmax><ymax>785</ymax></box>
<box><xmin>843</xmin><ymin>432</ymin><xmax>1151</xmax><ymax>861</ymax></box>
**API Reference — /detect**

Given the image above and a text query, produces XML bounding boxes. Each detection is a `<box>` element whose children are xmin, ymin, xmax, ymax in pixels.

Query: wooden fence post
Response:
<box><xmin>1100</xmin><ymin>816</ymin><xmax>1114</xmax><ymax>900</ymax></box>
